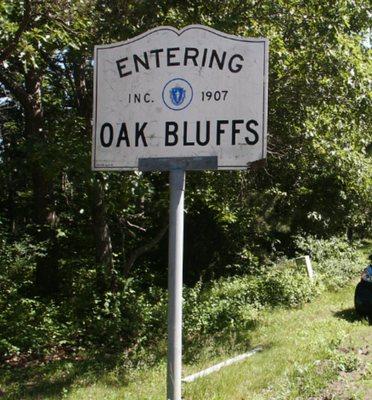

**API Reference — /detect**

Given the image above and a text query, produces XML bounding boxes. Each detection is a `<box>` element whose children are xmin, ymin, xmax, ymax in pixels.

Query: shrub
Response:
<box><xmin>259</xmin><ymin>267</ymin><xmax>317</xmax><ymax>307</ymax></box>
<box><xmin>183</xmin><ymin>268</ymin><xmax>316</xmax><ymax>339</ymax></box>
<box><xmin>0</xmin><ymin>235</ymin><xmax>69</xmax><ymax>358</ymax></box>
<box><xmin>294</xmin><ymin>236</ymin><xmax>363</xmax><ymax>290</ymax></box>
<box><xmin>0</xmin><ymin>233</ymin><xmax>363</xmax><ymax>360</ymax></box>
<box><xmin>183</xmin><ymin>279</ymin><xmax>262</xmax><ymax>337</ymax></box>
<box><xmin>63</xmin><ymin>276</ymin><xmax>168</xmax><ymax>353</ymax></box>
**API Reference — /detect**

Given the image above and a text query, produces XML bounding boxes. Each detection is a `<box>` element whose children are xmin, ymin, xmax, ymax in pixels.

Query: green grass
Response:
<box><xmin>1</xmin><ymin>243</ymin><xmax>371</xmax><ymax>400</ymax></box>
<box><xmin>182</xmin><ymin>285</ymin><xmax>371</xmax><ymax>400</ymax></box>
<box><xmin>1</xmin><ymin>281</ymin><xmax>371</xmax><ymax>400</ymax></box>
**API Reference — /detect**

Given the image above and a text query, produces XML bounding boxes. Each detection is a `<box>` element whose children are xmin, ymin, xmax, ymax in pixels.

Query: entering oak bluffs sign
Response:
<box><xmin>92</xmin><ymin>25</ymin><xmax>268</xmax><ymax>400</ymax></box>
<box><xmin>92</xmin><ymin>25</ymin><xmax>268</xmax><ymax>170</ymax></box>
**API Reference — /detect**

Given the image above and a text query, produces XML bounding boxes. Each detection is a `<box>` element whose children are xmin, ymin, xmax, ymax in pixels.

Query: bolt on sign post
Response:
<box><xmin>92</xmin><ymin>25</ymin><xmax>268</xmax><ymax>400</ymax></box>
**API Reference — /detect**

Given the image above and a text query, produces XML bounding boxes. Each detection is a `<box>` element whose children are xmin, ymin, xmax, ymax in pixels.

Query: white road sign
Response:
<box><xmin>92</xmin><ymin>25</ymin><xmax>268</xmax><ymax>171</ymax></box>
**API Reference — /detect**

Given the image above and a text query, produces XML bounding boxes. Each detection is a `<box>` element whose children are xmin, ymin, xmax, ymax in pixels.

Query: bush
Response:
<box><xmin>183</xmin><ymin>268</ymin><xmax>316</xmax><ymax>338</ymax></box>
<box><xmin>183</xmin><ymin>280</ymin><xmax>262</xmax><ymax>337</ymax></box>
<box><xmin>294</xmin><ymin>236</ymin><xmax>363</xmax><ymax>290</ymax></box>
<box><xmin>260</xmin><ymin>267</ymin><xmax>317</xmax><ymax>307</ymax></box>
<box><xmin>0</xmin><ymin>235</ymin><xmax>70</xmax><ymax>358</ymax></box>
<box><xmin>0</xmin><ymin>232</ymin><xmax>363</xmax><ymax>361</ymax></box>
<box><xmin>73</xmin><ymin>283</ymin><xmax>168</xmax><ymax>352</ymax></box>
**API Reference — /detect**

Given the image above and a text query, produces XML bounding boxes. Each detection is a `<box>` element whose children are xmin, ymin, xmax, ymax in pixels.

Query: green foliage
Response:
<box><xmin>0</xmin><ymin>0</ymin><xmax>371</xmax><ymax>364</ymax></box>
<box><xmin>295</xmin><ymin>235</ymin><xmax>364</xmax><ymax>289</ymax></box>
<box><xmin>332</xmin><ymin>350</ymin><xmax>360</xmax><ymax>373</ymax></box>
<box><xmin>0</xmin><ymin>232</ymin><xmax>70</xmax><ymax>358</ymax></box>
<box><xmin>184</xmin><ymin>280</ymin><xmax>261</xmax><ymax>336</ymax></box>
<box><xmin>0</xmin><ymin>230</ymin><xmax>365</xmax><ymax>365</ymax></box>
<box><xmin>184</xmin><ymin>267</ymin><xmax>315</xmax><ymax>338</ymax></box>
<box><xmin>1</xmin><ymin>0</ymin><xmax>371</xmax><ymax>285</ymax></box>
<box><xmin>74</xmin><ymin>283</ymin><xmax>168</xmax><ymax>351</ymax></box>
<box><xmin>260</xmin><ymin>267</ymin><xmax>316</xmax><ymax>307</ymax></box>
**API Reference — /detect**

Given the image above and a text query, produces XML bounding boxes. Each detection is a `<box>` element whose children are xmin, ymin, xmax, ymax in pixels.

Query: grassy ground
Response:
<box><xmin>1</xmin><ymin>280</ymin><xmax>370</xmax><ymax>400</ymax></box>
<box><xmin>1</xmin><ymin>242</ymin><xmax>371</xmax><ymax>399</ymax></box>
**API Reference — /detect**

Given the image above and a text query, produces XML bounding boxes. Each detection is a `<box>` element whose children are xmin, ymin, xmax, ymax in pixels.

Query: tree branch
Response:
<box><xmin>126</xmin><ymin>220</ymin><xmax>147</xmax><ymax>232</ymax></box>
<box><xmin>0</xmin><ymin>0</ymin><xmax>32</xmax><ymax>63</ymax></box>
<box><xmin>0</xmin><ymin>68</ymin><xmax>31</xmax><ymax>109</ymax></box>
<box><xmin>123</xmin><ymin>224</ymin><xmax>168</xmax><ymax>277</ymax></box>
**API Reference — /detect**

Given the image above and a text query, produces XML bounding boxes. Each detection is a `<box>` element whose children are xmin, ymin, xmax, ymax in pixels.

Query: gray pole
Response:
<box><xmin>167</xmin><ymin>168</ymin><xmax>185</xmax><ymax>400</ymax></box>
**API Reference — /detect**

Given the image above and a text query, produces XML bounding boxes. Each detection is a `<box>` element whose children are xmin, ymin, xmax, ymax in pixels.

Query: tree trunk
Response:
<box><xmin>346</xmin><ymin>226</ymin><xmax>354</xmax><ymax>243</ymax></box>
<box><xmin>24</xmin><ymin>70</ymin><xmax>59</xmax><ymax>296</ymax></box>
<box><xmin>91</xmin><ymin>174</ymin><xmax>115</xmax><ymax>294</ymax></box>
<box><xmin>72</xmin><ymin>58</ymin><xmax>116</xmax><ymax>293</ymax></box>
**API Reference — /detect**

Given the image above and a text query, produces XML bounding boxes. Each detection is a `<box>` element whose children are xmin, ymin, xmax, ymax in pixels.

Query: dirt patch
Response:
<box><xmin>309</xmin><ymin>343</ymin><xmax>372</xmax><ymax>400</ymax></box>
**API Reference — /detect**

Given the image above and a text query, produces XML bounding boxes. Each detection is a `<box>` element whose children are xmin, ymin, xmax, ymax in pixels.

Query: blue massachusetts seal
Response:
<box><xmin>162</xmin><ymin>78</ymin><xmax>193</xmax><ymax>111</ymax></box>
<box><xmin>170</xmin><ymin>87</ymin><xmax>186</xmax><ymax>106</ymax></box>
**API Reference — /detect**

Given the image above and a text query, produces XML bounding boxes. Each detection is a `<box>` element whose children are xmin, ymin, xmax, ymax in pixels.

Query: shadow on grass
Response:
<box><xmin>1</xmin><ymin>324</ymin><xmax>262</xmax><ymax>399</ymax></box>
<box><xmin>0</xmin><ymin>354</ymin><xmax>130</xmax><ymax>400</ymax></box>
<box><xmin>334</xmin><ymin>308</ymin><xmax>371</xmax><ymax>325</ymax></box>
<box><xmin>183</xmin><ymin>320</ymin><xmax>260</xmax><ymax>365</ymax></box>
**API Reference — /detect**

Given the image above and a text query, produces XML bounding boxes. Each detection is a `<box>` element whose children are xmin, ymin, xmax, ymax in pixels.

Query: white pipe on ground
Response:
<box><xmin>182</xmin><ymin>346</ymin><xmax>263</xmax><ymax>383</ymax></box>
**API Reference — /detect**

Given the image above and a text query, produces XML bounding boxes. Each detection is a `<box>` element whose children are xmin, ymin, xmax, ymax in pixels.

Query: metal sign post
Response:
<box><xmin>167</xmin><ymin>168</ymin><xmax>185</xmax><ymax>400</ymax></box>
<box><xmin>92</xmin><ymin>25</ymin><xmax>268</xmax><ymax>400</ymax></box>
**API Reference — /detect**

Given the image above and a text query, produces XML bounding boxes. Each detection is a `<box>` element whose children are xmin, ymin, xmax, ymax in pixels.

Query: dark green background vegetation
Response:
<box><xmin>0</xmin><ymin>0</ymin><xmax>371</xmax><ymax>362</ymax></box>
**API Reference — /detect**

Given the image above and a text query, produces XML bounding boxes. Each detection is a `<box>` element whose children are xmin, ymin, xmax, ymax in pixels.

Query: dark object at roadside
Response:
<box><xmin>354</xmin><ymin>264</ymin><xmax>372</xmax><ymax>320</ymax></box>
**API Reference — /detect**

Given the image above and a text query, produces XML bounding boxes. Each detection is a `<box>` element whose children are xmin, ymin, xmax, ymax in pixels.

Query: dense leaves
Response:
<box><xmin>0</xmin><ymin>0</ymin><xmax>371</xmax><ymax>358</ymax></box>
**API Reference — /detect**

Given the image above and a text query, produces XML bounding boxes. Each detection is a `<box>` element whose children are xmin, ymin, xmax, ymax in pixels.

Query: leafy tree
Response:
<box><xmin>0</xmin><ymin>0</ymin><xmax>370</xmax><ymax>356</ymax></box>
